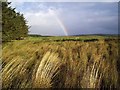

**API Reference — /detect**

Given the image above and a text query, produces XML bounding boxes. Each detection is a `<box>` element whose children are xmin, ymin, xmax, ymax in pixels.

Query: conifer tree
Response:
<box><xmin>2</xmin><ymin>1</ymin><xmax>29</xmax><ymax>41</ymax></box>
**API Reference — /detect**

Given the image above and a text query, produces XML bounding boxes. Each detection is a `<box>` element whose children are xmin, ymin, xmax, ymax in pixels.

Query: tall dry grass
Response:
<box><xmin>1</xmin><ymin>38</ymin><xmax>120</xmax><ymax>88</ymax></box>
<box><xmin>81</xmin><ymin>58</ymin><xmax>104</xmax><ymax>88</ymax></box>
<box><xmin>33</xmin><ymin>51</ymin><xmax>62</xmax><ymax>88</ymax></box>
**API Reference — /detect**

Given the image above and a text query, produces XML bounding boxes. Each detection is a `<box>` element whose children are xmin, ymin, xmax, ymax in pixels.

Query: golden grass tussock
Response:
<box><xmin>81</xmin><ymin>58</ymin><xmax>104</xmax><ymax>88</ymax></box>
<box><xmin>33</xmin><ymin>51</ymin><xmax>62</xmax><ymax>88</ymax></box>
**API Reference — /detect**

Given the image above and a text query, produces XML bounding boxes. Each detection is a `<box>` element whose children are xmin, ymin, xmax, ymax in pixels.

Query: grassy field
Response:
<box><xmin>1</xmin><ymin>35</ymin><xmax>120</xmax><ymax>88</ymax></box>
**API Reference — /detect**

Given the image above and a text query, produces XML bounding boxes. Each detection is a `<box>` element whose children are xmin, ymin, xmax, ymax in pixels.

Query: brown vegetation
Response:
<box><xmin>2</xmin><ymin>37</ymin><xmax>120</xmax><ymax>89</ymax></box>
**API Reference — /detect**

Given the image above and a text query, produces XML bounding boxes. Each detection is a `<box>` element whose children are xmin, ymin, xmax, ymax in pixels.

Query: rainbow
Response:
<box><xmin>55</xmin><ymin>17</ymin><xmax>68</xmax><ymax>36</ymax></box>
<box><xmin>50</xmin><ymin>9</ymin><xmax>68</xmax><ymax>36</ymax></box>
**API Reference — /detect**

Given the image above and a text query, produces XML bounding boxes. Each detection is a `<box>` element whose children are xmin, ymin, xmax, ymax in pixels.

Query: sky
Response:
<box><xmin>8</xmin><ymin>1</ymin><xmax>118</xmax><ymax>36</ymax></box>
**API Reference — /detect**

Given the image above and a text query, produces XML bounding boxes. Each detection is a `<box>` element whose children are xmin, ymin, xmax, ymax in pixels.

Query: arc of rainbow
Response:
<box><xmin>50</xmin><ymin>9</ymin><xmax>68</xmax><ymax>36</ymax></box>
<box><xmin>55</xmin><ymin>16</ymin><xmax>68</xmax><ymax>36</ymax></box>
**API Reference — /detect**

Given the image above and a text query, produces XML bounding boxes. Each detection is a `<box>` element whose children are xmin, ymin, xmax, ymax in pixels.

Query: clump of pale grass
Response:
<box><xmin>81</xmin><ymin>58</ymin><xmax>105</xmax><ymax>88</ymax></box>
<box><xmin>2</xmin><ymin>57</ymin><xmax>25</xmax><ymax>88</ymax></box>
<box><xmin>33</xmin><ymin>51</ymin><xmax>62</xmax><ymax>88</ymax></box>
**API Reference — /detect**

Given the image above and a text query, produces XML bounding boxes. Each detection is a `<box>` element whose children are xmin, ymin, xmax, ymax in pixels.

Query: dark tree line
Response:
<box><xmin>2</xmin><ymin>1</ymin><xmax>29</xmax><ymax>42</ymax></box>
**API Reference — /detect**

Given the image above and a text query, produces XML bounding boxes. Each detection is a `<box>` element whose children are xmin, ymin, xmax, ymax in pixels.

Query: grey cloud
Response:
<box><xmin>10</xmin><ymin>2</ymin><xmax>118</xmax><ymax>36</ymax></box>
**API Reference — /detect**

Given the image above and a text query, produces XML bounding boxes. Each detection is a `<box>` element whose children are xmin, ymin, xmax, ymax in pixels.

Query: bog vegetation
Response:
<box><xmin>2</xmin><ymin>36</ymin><xmax>120</xmax><ymax>89</ymax></box>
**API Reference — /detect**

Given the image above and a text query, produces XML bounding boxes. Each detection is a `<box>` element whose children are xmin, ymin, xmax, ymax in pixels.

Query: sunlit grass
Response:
<box><xmin>2</xmin><ymin>36</ymin><xmax>120</xmax><ymax>88</ymax></box>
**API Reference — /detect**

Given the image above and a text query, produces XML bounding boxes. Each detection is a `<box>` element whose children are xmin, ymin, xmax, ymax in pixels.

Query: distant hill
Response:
<box><xmin>71</xmin><ymin>34</ymin><xmax>119</xmax><ymax>37</ymax></box>
<box><xmin>29</xmin><ymin>34</ymin><xmax>119</xmax><ymax>37</ymax></box>
<box><xmin>29</xmin><ymin>34</ymin><xmax>52</xmax><ymax>37</ymax></box>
